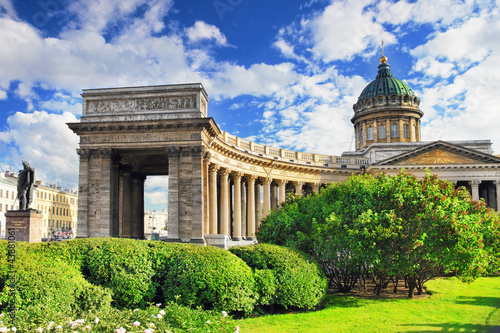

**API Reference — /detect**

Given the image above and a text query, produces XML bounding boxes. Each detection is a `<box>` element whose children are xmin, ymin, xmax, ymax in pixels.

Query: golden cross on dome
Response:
<box><xmin>380</xmin><ymin>40</ymin><xmax>387</xmax><ymax>63</ymax></box>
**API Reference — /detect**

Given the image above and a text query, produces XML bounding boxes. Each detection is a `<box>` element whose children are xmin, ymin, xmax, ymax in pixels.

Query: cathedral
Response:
<box><xmin>343</xmin><ymin>54</ymin><xmax>500</xmax><ymax>210</ymax></box>
<box><xmin>68</xmin><ymin>54</ymin><xmax>500</xmax><ymax>246</ymax></box>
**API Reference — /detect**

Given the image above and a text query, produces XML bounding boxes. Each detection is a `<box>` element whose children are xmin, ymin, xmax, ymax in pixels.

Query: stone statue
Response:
<box><xmin>17</xmin><ymin>161</ymin><xmax>35</xmax><ymax>210</ymax></box>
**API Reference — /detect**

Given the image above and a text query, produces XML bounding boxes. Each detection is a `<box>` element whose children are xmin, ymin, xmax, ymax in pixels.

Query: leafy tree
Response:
<box><xmin>257</xmin><ymin>171</ymin><xmax>500</xmax><ymax>297</ymax></box>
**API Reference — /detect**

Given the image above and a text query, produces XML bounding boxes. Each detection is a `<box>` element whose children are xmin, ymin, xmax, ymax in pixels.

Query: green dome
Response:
<box><xmin>357</xmin><ymin>62</ymin><xmax>415</xmax><ymax>103</ymax></box>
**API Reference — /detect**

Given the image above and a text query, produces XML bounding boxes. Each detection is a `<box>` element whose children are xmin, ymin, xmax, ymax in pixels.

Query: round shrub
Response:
<box><xmin>159</xmin><ymin>244</ymin><xmax>256</xmax><ymax>313</ymax></box>
<box><xmin>230</xmin><ymin>244</ymin><xmax>327</xmax><ymax>309</ymax></box>
<box><xmin>0</xmin><ymin>250</ymin><xmax>112</xmax><ymax>316</ymax></box>
<box><xmin>81</xmin><ymin>238</ymin><xmax>156</xmax><ymax>308</ymax></box>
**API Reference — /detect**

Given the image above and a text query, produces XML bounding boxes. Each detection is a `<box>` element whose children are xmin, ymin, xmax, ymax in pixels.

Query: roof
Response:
<box><xmin>357</xmin><ymin>61</ymin><xmax>415</xmax><ymax>103</ymax></box>
<box><xmin>373</xmin><ymin>140</ymin><xmax>500</xmax><ymax>166</ymax></box>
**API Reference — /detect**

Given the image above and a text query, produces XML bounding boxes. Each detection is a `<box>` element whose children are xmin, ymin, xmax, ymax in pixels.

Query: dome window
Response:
<box><xmin>403</xmin><ymin>96</ymin><xmax>408</xmax><ymax>103</ymax></box>
<box><xmin>378</xmin><ymin>125</ymin><xmax>386</xmax><ymax>139</ymax></box>
<box><xmin>367</xmin><ymin>126</ymin><xmax>374</xmax><ymax>140</ymax></box>
<box><xmin>378</xmin><ymin>98</ymin><xmax>383</xmax><ymax>104</ymax></box>
<box><xmin>391</xmin><ymin>96</ymin><xmax>396</xmax><ymax>103</ymax></box>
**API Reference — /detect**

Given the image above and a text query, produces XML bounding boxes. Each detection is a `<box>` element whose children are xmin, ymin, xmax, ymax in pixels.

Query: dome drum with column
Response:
<box><xmin>352</xmin><ymin>58</ymin><xmax>423</xmax><ymax>151</ymax></box>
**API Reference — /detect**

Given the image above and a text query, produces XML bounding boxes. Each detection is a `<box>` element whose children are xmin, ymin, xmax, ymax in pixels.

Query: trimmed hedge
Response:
<box><xmin>230</xmin><ymin>244</ymin><xmax>327</xmax><ymax>309</ymax></box>
<box><xmin>158</xmin><ymin>243</ymin><xmax>256</xmax><ymax>313</ymax></box>
<box><xmin>0</xmin><ymin>249</ymin><xmax>112</xmax><ymax>315</ymax></box>
<box><xmin>79</xmin><ymin>238</ymin><xmax>157</xmax><ymax>308</ymax></box>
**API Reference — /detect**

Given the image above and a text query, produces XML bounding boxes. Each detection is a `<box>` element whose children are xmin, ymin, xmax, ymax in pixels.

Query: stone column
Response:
<box><xmin>208</xmin><ymin>164</ymin><xmax>219</xmax><ymax>234</ymax></box>
<box><xmin>495</xmin><ymin>180</ymin><xmax>500</xmax><ymax>212</ymax></box>
<box><xmin>469</xmin><ymin>180</ymin><xmax>481</xmax><ymax>201</ymax></box>
<box><xmin>131</xmin><ymin>174</ymin><xmax>144</xmax><ymax>239</ymax></box>
<box><xmin>166</xmin><ymin>147</ymin><xmax>180</xmax><ymax>241</ymax></box>
<box><xmin>232</xmin><ymin>172</ymin><xmax>243</xmax><ymax>241</ymax></box>
<box><xmin>312</xmin><ymin>182</ymin><xmax>321</xmax><ymax>193</ymax></box>
<box><xmin>121</xmin><ymin>165</ymin><xmax>132</xmax><ymax>238</ymax></box>
<box><xmin>262</xmin><ymin>177</ymin><xmax>271</xmax><ymax>218</ymax></box>
<box><xmin>386</xmin><ymin>118</ymin><xmax>391</xmax><ymax>143</ymax></box>
<box><xmin>112</xmin><ymin>157</ymin><xmax>120</xmax><ymax>237</ymax></box>
<box><xmin>255</xmin><ymin>181</ymin><xmax>262</xmax><ymax>228</ymax></box>
<box><xmin>219</xmin><ymin>168</ymin><xmax>230</xmax><ymax>236</ymax></box>
<box><xmin>398</xmin><ymin>116</ymin><xmax>404</xmax><ymax>141</ymax></box>
<box><xmin>190</xmin><ymin>147</ymin><xmax>205</xmax><ymax>243</ymax></box>
<box><xmin>246</xmin><ymin>175</ymin><xmax>257</xmax><ymax>239</ymax></box>
<box><xmin>99</xmin><ymin>149</ymin><xmax>114</xmax><ymax>237</ymax></box>
<box><xmin>76</xmin><ymin>149</ymin><xmax>91</xmax><ymax>238</ymax></box>
<box><xmin>293</xmin><ymin>181</ymin><xmax>304</xmax><ymax>196</ymax></box>
<box><xmin>271</xmin><ymin>182</ymin><xmax>277</xmax><ymax>210</ymax></box>
<box><xmin>203</xmin><ymin>153</ymin><xmax>211</xmax><ymax>236</ymax></box>
<box><xmin>241</xmin><ymin>180</ymin><xmax>247</xmax><ymax>237</ymax></box>
<box><xmin>277</xmin><ymin>179</ymin><xmax>287</xmax><ymax>204</ymax></box>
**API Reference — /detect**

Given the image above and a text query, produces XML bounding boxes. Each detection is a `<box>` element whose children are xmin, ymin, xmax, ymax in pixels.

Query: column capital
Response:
<box><xmin>209</xmin><ymin>164</ymin><xmax>220</xmax><ymax>174</ymax></box>
<box><xmin>77</xmin><ymin>149</ymin><xmax>91</xmax><ymax>160</ymax></box>
<box><xmin>469</xmin><ymin>180</ymin><xmax>482</xmax><ymax>186</ymax></box>
<box><xmin>245</xmin><ymin>174</ymin><xmax>258</xmax><ymax>183</ymax></box>
<box><xmin>166</xmin><ymin>147</ymin><xmax>181</xmax><ymax>158</ymax></box>
<box><xmin>231</xmin><ymin>171</ymin><xmax>244</xmax><ymax>181</ymax></box>
<box><xmin>191</xmin><ymin>146</ymin><xmax>206</xmax><ymax>158</ymax></box>
<box><xmin>220</xmin><ymin>168</ymin><xmax>230</xmax><ymax>178</ymax></box>
<box><xmin>276</xmin><ymin>179</ymin><xmax>287</xmax><ymax>186</ymax></box>
<box><xmin>260</xmin><ymin>177</ymin><xmax>272</xmax><ymax>185</ymax></box>
<box><xmin>203</xmin><ymin>151</ymin><xmax>212</xmax><ymax>163</ymax></box>
<box><xmin>99</xmin><ymin>148</ymin><xmax>114</xmax><ymax>159</ymax></box>
<box><xmin>494</xmin><ymin>180</ymin><xmax>500</xmax><ymax>186</ymax></box>
<box><xmin>292</xmin><ymin>181</ymin><xmax>304</xmax><ymax>186</ymax></box>
<box><xmin>121</xmin><ymin>164</ymin><xmax>133</xmax><ymax>174</ymax></box>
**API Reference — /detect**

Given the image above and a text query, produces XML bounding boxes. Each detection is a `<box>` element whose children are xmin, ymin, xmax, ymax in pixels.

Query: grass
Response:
<box><xmin>237</xmin><ymin>276</ymin><xmax>500</xmax><ymax>332</ymax></box>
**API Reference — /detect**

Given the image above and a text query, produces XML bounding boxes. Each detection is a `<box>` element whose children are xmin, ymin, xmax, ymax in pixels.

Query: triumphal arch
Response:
<box><xmin>68</xmin><ymin>83</ymin><xmax>367</xmax><ymax>247</ymax></box>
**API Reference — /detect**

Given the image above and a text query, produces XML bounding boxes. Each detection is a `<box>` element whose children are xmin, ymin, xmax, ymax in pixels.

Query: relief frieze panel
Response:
<box><xmin>81</xmin><ymin>132</ymin><xmax>193</xmax><ymax>144</ymax></box>
<box><xmin>86</xmin><ymin>96</ymin><xmax>197</xmax><ymax>114</ymax></box>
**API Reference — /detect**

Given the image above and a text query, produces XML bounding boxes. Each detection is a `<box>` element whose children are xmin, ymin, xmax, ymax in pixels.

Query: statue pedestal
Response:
<box><xmin>5</xmin><ymin>210</ymin><xmax>43</xmax><ymax>242</ymax></box>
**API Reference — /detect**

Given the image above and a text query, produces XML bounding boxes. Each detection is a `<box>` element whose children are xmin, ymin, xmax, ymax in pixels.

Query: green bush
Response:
<box><xmin>230</xmin><ymin>244</ymin><xmax>327</xmax><ymax>309</ymax></box>
<box><xmin>159</xmin><ymin>244</ymin><xmax>256</xmax><ymax>313</ymax></box>
<box><xmin>0</xmin><ymin>250</ymin><xmax>112</xmax><ymax>317</ymax></box>
<box><xmin>2</xmin><ymin>302</ymin><xmax>238</xmax><ymax>333</ymax></box>
<box><xmin>81</xmin><ymin>238</ymin><xmax>156</xmax><ymax>309</ymax></box>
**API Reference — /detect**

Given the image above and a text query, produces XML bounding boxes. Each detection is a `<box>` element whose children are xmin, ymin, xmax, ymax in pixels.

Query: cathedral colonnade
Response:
<box><xmin>68</xmin><ymin>84</ymin><xmax>362</xmax><ymax>248</ymax></box>
<box><xmin>68</xmin><ymin>83</ymin><xmax>500</xmax><ymax>248</ymax></box>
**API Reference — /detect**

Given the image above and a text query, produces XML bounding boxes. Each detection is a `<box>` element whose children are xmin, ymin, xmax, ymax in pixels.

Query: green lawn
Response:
<box><xmin>237</xmin><ymin>276</ymin><xmax>500</xmax><ymax>332</ymax></box>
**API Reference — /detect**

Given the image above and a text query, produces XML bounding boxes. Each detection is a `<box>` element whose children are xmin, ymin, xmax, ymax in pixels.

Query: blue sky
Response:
<box><xmin>0</xmin><ymin>0</ymin><xmax>499</xmax><ymax>211</ymax></box>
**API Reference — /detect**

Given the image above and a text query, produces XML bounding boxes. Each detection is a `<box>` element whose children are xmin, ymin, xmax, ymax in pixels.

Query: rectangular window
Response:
<box><xmin>367</xmin><ymin>127</ymin><xmax>374</xmax><ymax>141</ymax></box>
<box><xmin>360</xmin><ymin>129</ymin><xmax>364</xmax><ymax>142</ymax></box>
<box><xmin>378</xmin><ymin>125</ymin><xmax>386</xmax><ymax>139</ymax></box>
<box><xmin>6</xmin><ymin>190</ymin><xmax>8</xmax><ymax>198</ymax></box>
<box><xmin>0</xmin><ymin>204</ymin><xmax>2</xmax><ymax>212</ymax></box>
<box><xmin>391</xmin><ymin>123</ymin><xmax>399</xmax><ymax>138</ymax></box>
<box><xmin>0</xmin><ymin>189</ymin><xmax>3</xmax><ymax>197</ymax></box>
<box><xmin>404</xmin><ymin>124</ymin><xmax>409</xmax><ymax>139</ymax></box>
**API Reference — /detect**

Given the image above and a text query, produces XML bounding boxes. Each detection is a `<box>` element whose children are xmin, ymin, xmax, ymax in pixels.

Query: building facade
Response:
<box><xmin>0</xmin><ymin>171</ymin><xmax>20</xmax><ymax>238</ymax></box>
<box><xmin>68</xmin><ymin>58</ymin><xmax>500</xmax><ymax>247</ymax></box>
<box><xmin>35</xmin><ymin>184</ymin><xmax>78</xmax><ymax>239</ymax></box>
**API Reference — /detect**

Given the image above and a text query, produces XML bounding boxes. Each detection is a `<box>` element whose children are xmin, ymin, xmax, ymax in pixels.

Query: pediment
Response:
<box><xmin>375</xmin><ymin>141</ymin><xmax>500</xmax><ymax>166</ymax></box>
<box><xmin>395</xmin><ymin>148</ymin><xmax>480</xmax><ymax>165</ymax></box>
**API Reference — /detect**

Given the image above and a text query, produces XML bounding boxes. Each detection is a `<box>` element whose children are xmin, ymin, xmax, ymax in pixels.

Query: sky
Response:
<box><xmin>0</xmin><ymin>0</ymin><xmax>499</xmax><ymax>211</ymax></box>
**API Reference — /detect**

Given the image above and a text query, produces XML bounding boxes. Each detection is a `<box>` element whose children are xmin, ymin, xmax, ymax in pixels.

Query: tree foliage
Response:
<box><xmin>257</xmin><ymin>171</ymin><xmax>500</xmax><ymax>297</ymax></box>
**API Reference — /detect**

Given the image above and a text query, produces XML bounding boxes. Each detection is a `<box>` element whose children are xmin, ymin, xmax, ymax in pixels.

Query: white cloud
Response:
<box><xmin>0</xmin><ymin>111</ymin><xmax>79</xmax><ymax>185</ymax></box>
<box><xmin>185</xmin><ymin>21</ymin><xmax>229</xmax><ymax>46</ymax></box>
<box><xmin>410</xmin><ymin>6</ymin><xmax>500</xmax><ymax>152</ymax></box>
<box><xmin>0</xmin><ymin>0</ymin><xmax>17</xmax><ymax>19</ymax></box>
<box><xmin>305</xmin><ymin>0</ymin><xmax>396</xmax><ymax>62</ymax></box>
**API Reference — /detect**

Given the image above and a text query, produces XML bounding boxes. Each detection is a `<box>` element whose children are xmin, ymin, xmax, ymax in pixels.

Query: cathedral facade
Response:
<box><xmin>68</xmin><ymin>57</ymin><xmax>500</xmax><ymax>247</ymax></box>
